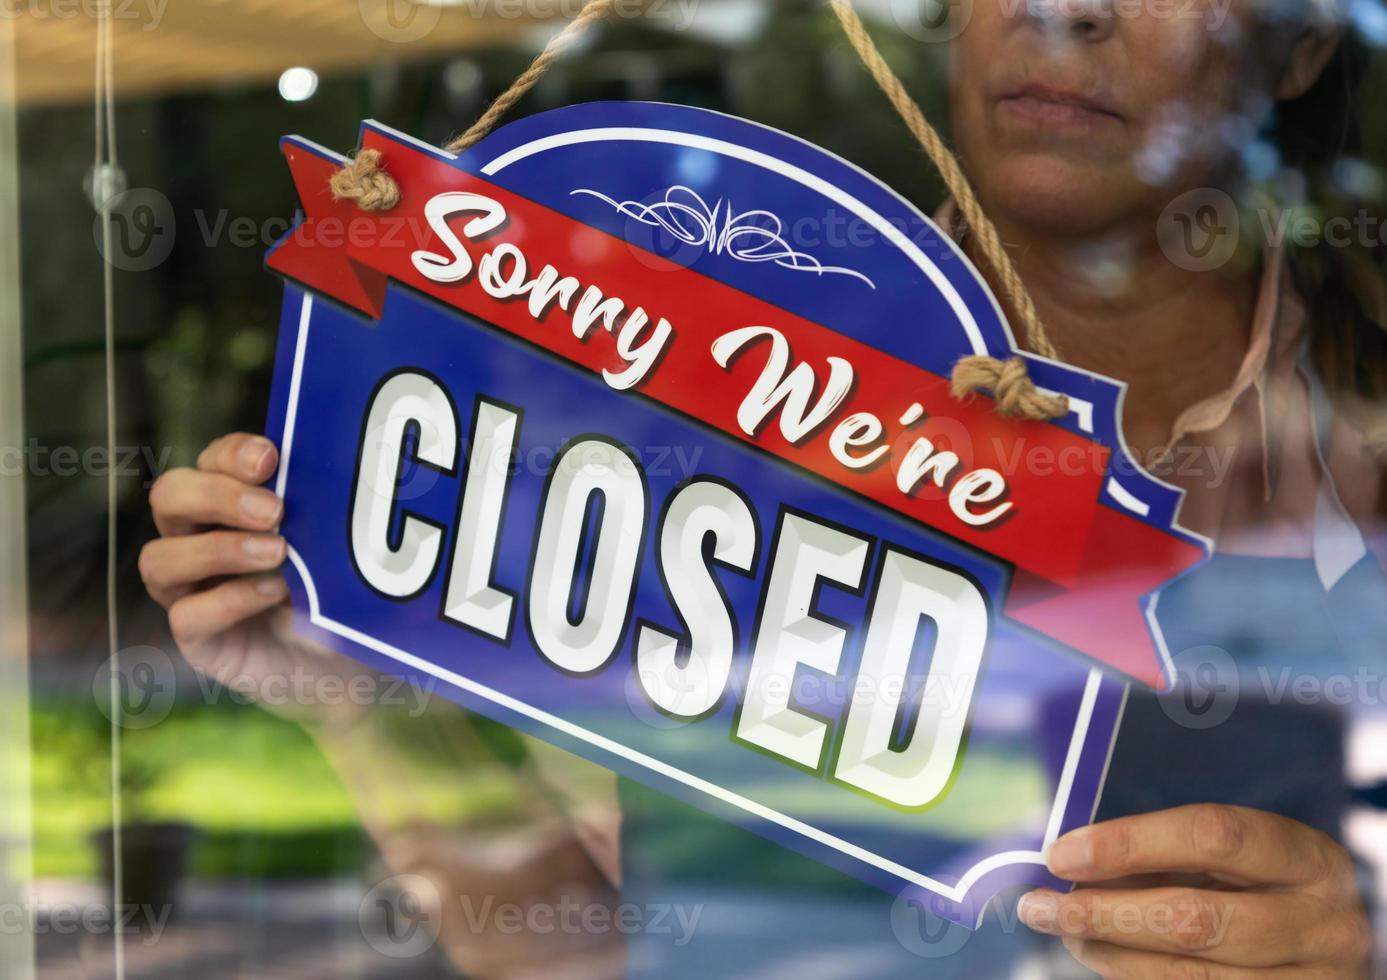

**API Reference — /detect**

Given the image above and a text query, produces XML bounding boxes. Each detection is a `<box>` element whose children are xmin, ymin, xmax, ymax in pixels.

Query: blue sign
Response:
<box><xmin>265</xmin><ymin>102</ymin><xmax>1207</xmax><ymax>926</ymax></box>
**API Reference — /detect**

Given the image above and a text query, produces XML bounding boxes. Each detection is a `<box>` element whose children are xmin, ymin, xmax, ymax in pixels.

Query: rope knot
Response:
<box><xmin>950</xmin><ymin>355</ymin><xmax>1069</xmax><ymax>420</ymax></box>
<box><xmin>329</xmin><ymin>148</ymin><xmax>401</xmax><ymax>213</ymax></box>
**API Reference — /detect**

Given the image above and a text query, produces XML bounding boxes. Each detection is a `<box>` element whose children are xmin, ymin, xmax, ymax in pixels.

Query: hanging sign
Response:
<box><xmin>264</xmin><ymin>102</ymin><xmax>1208</xmax><ymax>926</ymax></box>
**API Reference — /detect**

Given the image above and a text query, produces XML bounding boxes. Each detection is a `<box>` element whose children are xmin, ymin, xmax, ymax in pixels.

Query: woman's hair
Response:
<box><xmin>1274</xmin><ymin>28</ymin><xmax>1387</xmax><ymax>467</ymax></box>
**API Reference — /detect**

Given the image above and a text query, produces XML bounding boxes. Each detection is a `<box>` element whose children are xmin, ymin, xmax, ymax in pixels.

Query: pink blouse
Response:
<box><xmin>1142</xmin><ymin>240</ymin><xmax>1382</xmax><ymax>586</ymax></box>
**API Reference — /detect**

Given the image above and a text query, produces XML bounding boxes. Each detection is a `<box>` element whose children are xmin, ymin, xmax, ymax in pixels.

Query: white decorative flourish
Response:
<box><xmin>571</xmin><ymin>185</ymin><xmax>877</xmax><ymax>289</ymax></box>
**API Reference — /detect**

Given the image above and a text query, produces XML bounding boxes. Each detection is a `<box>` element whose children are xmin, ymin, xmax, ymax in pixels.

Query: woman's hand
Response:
<box><xmin>1019</xmin><ymin>803</ymin><xmax>1373</xmax><ymax>977</ymax></box>
<box><xmin>140</xmin><ymin>432</ymin><xmax>381</xmax><ymax>729</ymax></box>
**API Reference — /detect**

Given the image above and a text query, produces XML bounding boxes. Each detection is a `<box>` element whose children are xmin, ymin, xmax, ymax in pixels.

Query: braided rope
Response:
<box><xmin>328</xmin><ymin>0</ymin><xmax>1069</xmax><ymax>420</ymax></box>
<box><xmin>328</xmin><ymin>148</ymin><xmax>400</xmax><ymax>211</ymax></box>
<box><xmin>445</xmin><ymin>0</ymin><xmax>618</xmax><ymax>153</ymax></box>
<box><xmin>330</xmin><ymin>0</ymin><xmax>617</xmax><ymax>211</ymax></box>
<box><xmin>829</xmin><ymin>0</ymin><xmax>1067</xmax><ymax>419</ymax></box>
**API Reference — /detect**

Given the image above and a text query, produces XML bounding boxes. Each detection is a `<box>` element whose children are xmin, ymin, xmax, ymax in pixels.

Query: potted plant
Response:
<box><xmin>89</xmin><ymin>726</ymin><xmax>200</xmax><ymax>917</ymax></box>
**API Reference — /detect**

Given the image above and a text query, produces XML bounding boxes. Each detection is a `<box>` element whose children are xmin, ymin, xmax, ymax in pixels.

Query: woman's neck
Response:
<box><xmin>967</xmin><ymin>216</ymin><xmax>1260</xmax><ymax>456</ymax></box>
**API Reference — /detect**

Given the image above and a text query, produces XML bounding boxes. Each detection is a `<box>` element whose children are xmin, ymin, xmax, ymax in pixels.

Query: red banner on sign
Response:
<box><xmin>268</xmin><ymin>133</ymin><xmax>1205</xmax><ymax>690</ymax></box>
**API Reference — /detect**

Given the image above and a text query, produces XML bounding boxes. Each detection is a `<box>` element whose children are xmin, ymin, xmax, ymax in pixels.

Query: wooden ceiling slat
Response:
<box><xmin>11</xmin><ymin>2</ymin><xmax>558</xmax><ymax>105</ymax></box>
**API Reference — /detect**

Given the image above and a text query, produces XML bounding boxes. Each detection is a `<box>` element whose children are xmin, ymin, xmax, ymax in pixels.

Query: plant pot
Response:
<box><xmin>90</xmin><ymin>821</ymin><xmax>200</xmax><ymax>915</ymax></box>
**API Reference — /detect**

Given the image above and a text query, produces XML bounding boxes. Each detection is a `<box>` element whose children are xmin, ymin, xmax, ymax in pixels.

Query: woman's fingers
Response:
<box><xmin>1034</xmin><ymin>805</ymin><xmax>1373</xmax><ymax>973</ymax></box>
<box><xmin>151</xmin><ymin>434</ymin><xmax>282</xmax><ymax>538</ymax></box>
<box><xmin>141</xmin><ymin>436</ymin><xmax>290</xmax><ymax>656</ymax></box>
<box><xmin>167</xmin><ymin>573</ymin><xmax>290</xmax><ymax>651</ymax></box>
<box><xmin>197</xmin><ymin>432</ymin><xmax>279</xmax><ymax>483</ymax></box>
<box><xmin>139</xmin><ymin>531</ymin><xmax>287</xmax><ymax>607</ymax></box>
<box><xmin>1043</xmin><ymin>804</ymin><xmax>1342</xmax><ymax>888</ymax></box>
<box><xmin>1019</xmin><ymin>886</ymin><xmax>1325</xmax><ymax>967</ymax></box>
<box><xmin>1061</xmin><ymin>938</ymin><xmax>1338</xmax><ymax>980</ymax></box>
<box><xmin>150</xmin><ymin>467</ymin><xmax>283</xmax><ymax>538</ymax></box>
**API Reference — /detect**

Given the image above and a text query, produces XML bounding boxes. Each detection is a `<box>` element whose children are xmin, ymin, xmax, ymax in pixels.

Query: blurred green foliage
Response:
<box><xmin>19</xmin><ymin>0</ymin><xmax>1387</xmax><ymax>889</ymax></box>
<box><xmin>30</xmin><ymin>699</ymin><xmax>528</xmax><ymax>877</ymax></box>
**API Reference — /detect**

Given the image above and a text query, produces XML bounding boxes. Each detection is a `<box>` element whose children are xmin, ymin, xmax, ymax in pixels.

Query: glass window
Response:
<box><xmin>8</xmin><ymin>1</ymin><xmax>1387</xmax><ymax>977</ymax></box>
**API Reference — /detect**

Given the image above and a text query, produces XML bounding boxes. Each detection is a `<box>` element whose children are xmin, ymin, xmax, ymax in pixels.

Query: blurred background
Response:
<box><xmin>2</xmin><ymin>0</ymin><xmax>1387</xmax><ymax>977</ymax></box>
<box><xmin>6</xmin><ymin>4</ymin><xmax>961</xmax><ymax>977</ymax></box>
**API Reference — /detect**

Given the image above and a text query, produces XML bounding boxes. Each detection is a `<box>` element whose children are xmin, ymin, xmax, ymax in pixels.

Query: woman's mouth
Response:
<box><xmin>997</xmin><ymin>84</ymin><xmax>1123</xmax><ymax>129</ymax></box>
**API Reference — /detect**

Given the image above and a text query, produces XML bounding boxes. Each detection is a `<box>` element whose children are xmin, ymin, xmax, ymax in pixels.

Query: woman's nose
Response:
<box><xmin>1023</xmin><ymin>0</ymin><xmax>1118</xmax><ymax>42</ymax></box>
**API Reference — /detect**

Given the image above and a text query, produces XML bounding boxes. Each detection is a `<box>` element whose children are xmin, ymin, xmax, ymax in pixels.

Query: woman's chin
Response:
<box><xmin>981</xmin><ymin>157</ymin><xmax>1134</xmax><ymax>237</ymax></box>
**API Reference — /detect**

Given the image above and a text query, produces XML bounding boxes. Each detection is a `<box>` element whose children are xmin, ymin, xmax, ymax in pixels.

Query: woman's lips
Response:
<box><xmin>996</xmin><ymin>85</ymin><xmax>1123</xmax><ymax>129</ymax></box>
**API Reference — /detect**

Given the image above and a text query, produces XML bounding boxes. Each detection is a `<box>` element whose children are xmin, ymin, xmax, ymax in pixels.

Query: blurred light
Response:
<box><xmin>1350</xmin><ymin>0</ymin><xmax>1387</xmax><ymax>45</ymax></box>
<box><xmin>371</xmin><ymin>66</ymin><xmax>402</xmax><ymax>108</ymax></box>
<box><xmin>1332</xmin><ymin>158</ymin><xmax>1386</xmax><ymax>199</ymax></box>
<box><xmin>675</xmin><ymin>149</ymin><xmax>719</xmax><ymax>186</ymax></box>
<box><xmin>1134</xmin><ymin>104</ymin><xmax>1195</xmax><ymax>187</ymax></box>
<box><xmin>278</xmin><ymin>67</ymin><xmax>319</xmax><ymax>103</ymax></box>
<box><xmin>677</xmin><ymin>0</ymin><xmax>767</xmax><ymax>44</ymax></box>
<box><xmin>1241</xmin><ymin>140</ymin><xmax>1280</xmax><ymax>182</ymax></box>
<box><xmin>1076</xmin><ymin>252</ymin><xmax>1134</xmax><ymax>298</ymax></box>
<box><xmin>1219</xmin><ymin>113</ymin><xmax>1255</xmax><ymax>152</ymax></box>
<box><xmin>1271</xmin><ymin>167</ymin><xmax>1309</xmax><ymax>207</ymax></box>
<box><xmin>444</xmin><ymin>60</ymin><xmax>482</xmax><ymax>100</ymax></box>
